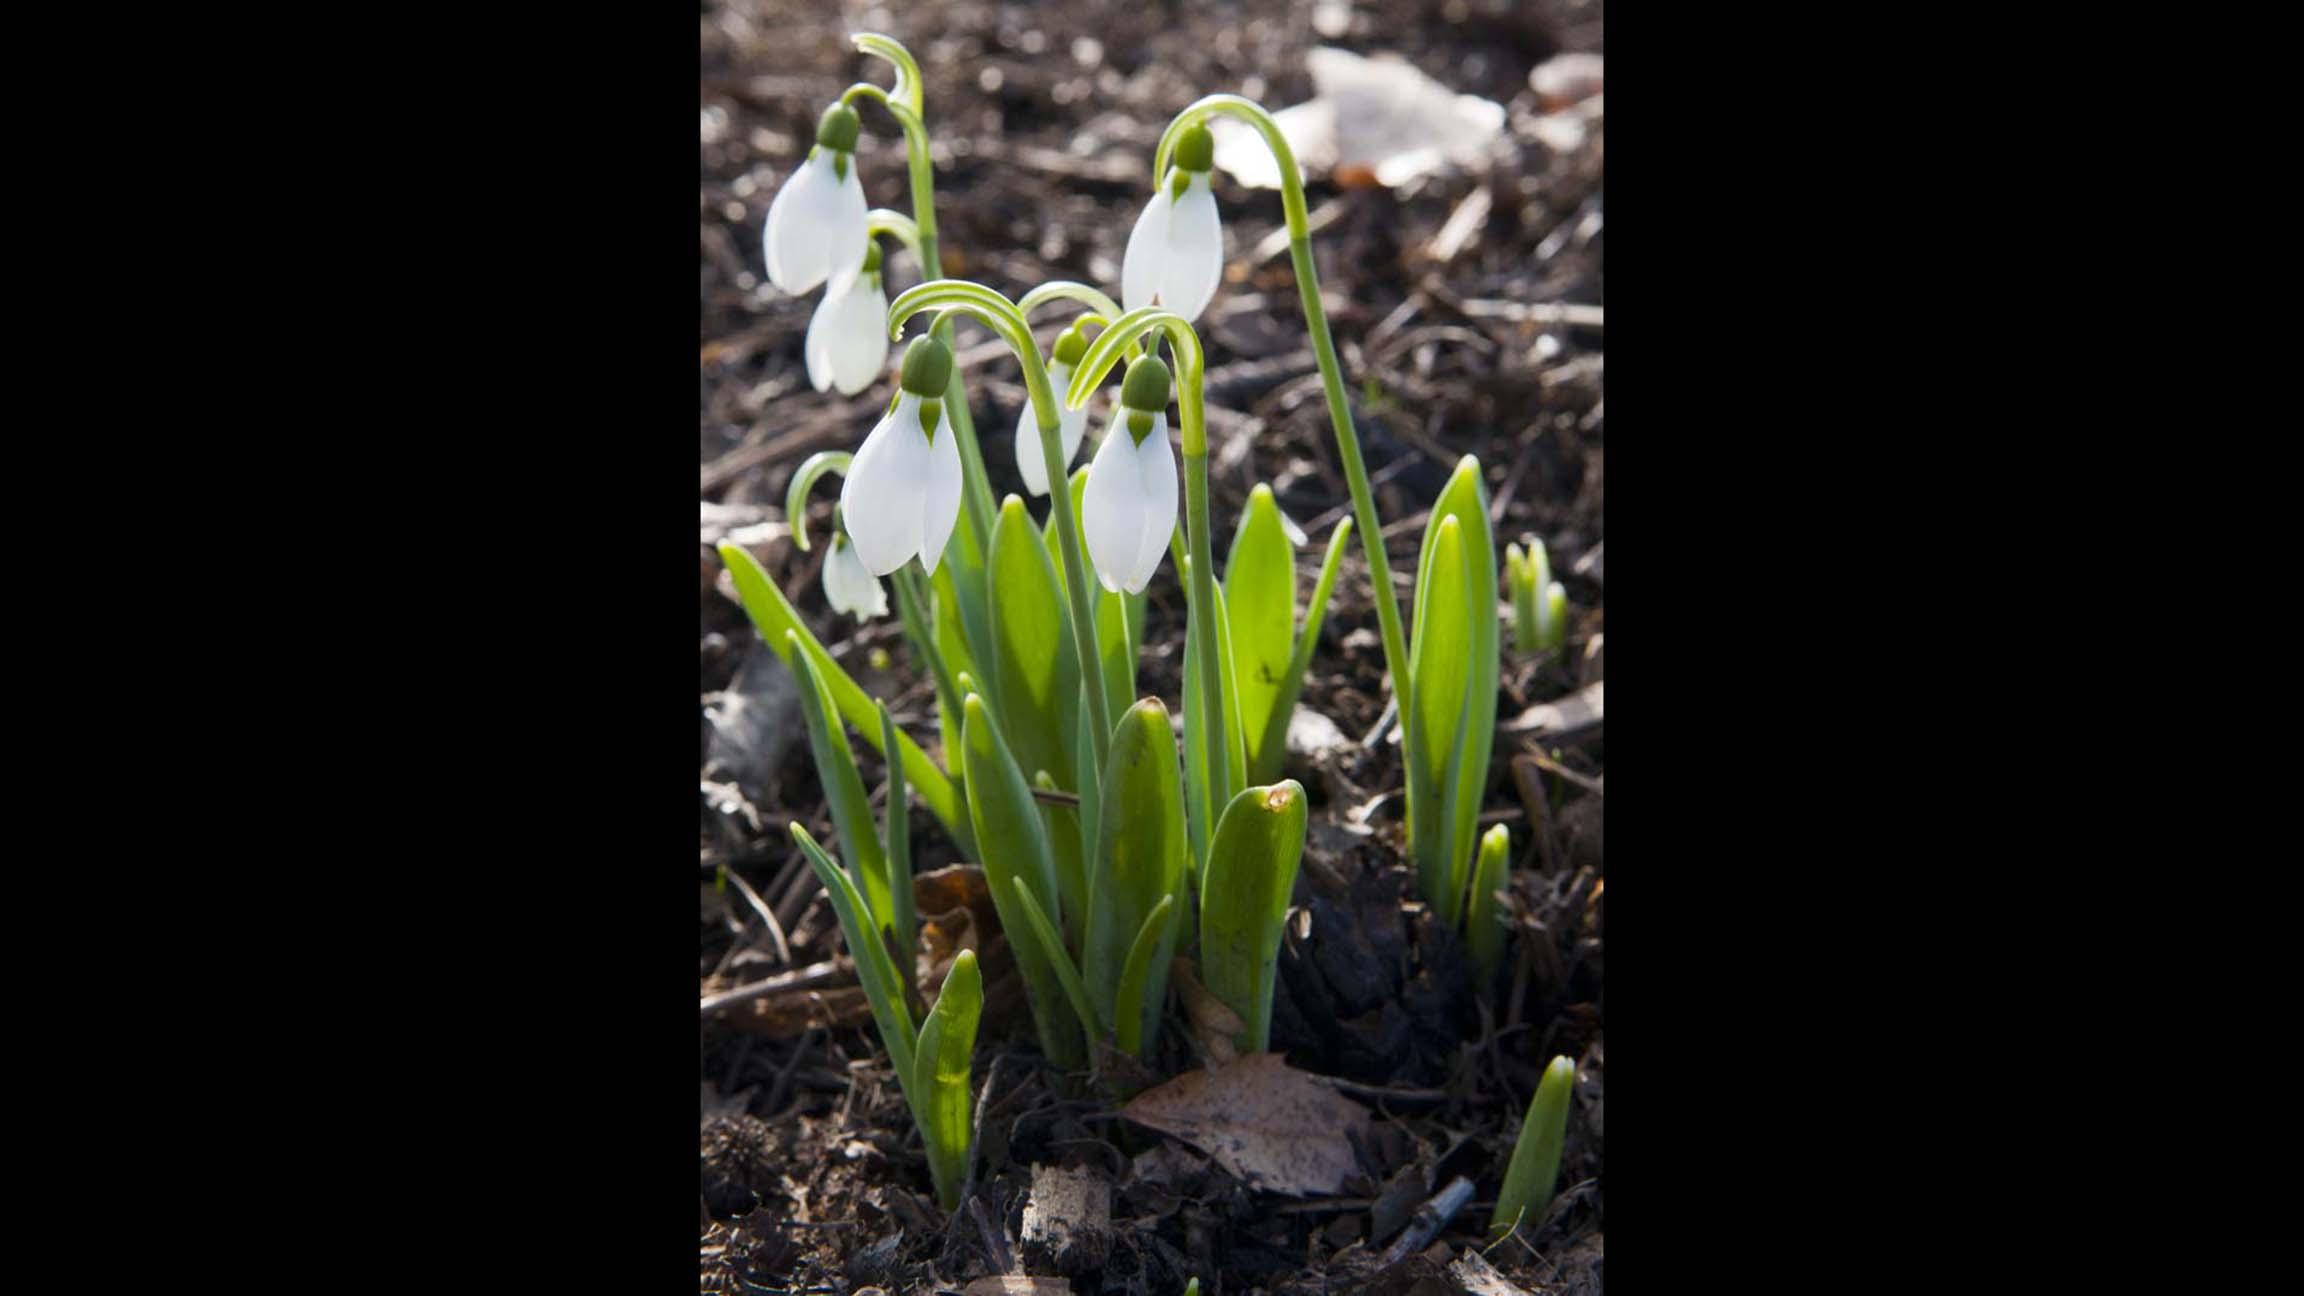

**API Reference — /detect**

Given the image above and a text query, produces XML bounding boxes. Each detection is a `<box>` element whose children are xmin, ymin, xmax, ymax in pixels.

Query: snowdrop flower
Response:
<box><xmin>1014</xmin><ymin>325</ymin><xmax>1092</xmax><ymax>496</ymax></box>
<box><xmin>1122</xmin><ymin>122</ymin><xmax>1223</xmax><ymax>323</ymax></box>
<box><xmin>841</xmin><ymin>337</ymin><xmax>962</xmax><ymax>577</ymax></box>
<box><xmin>806</xmin><ymin>240</ymin><xmax>890</xmax><ymax>396</ymax></box>
<box><xmin>820</xmin><ymin>525</ymin><xmax>889</xmax><ymax>620</ymax></box>
<box><xmin>764</xmin><ymin>103</ymin><xmax>870</xmax><ymax>297</ymax></box>
<box><xmin>1082</xmin><ymin>354</ymin><xmax>1178</xmax><ymax>594</ymax></box>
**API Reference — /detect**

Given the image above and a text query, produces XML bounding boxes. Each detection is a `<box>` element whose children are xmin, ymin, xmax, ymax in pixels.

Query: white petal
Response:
<box><xmin>823</xmin><ymin>539</ymin><xmax>887</xmax><ymax>618</ymax></box>
<box><xmin>1082</xmin><ymin>418</ymin><xmax>1146</xmax><ymax>593</ymax></box>
<box><xmin>803</xmin><ymin>284</ymin><xmax>842</xmax><ymax>392</ymax></box>
<box><xmin>841</xmin><ymin>396</ymin><xmax>928</xmax><ymax>576</ymax></box>
<box><xmin>917</xmin><ymin>407</ymin><xmax>963</xmax><ymax>575</ymax></box>
<box><xmin>1159</xmin><ymin>174</ymin><xmax>1224</xmax><ymax>323</ymax></box>
<box><xmin>1120</xmin><ymin>189</ymin><xmax>1170</xmax><ymax>314</ymax></box>
<box><xmin>1123</xmin><ymin>414</ymin><xmax>1177</xmax><ymax>593</ymax></box>
<box><xmin>822</xmin><ymin>162</ymin><xmax>871</xmax><ymax>298</ymax></box>
<box><xmin>827</xmin><ymin>277</ymin><xmax>889</xmax><ymax>396</ymax></box>
<box><xmin>1015</xmin><ymin>399</ymin><xmax>1050</xmax><ymax>496</ymax></box>
<box><xmin>764</xmin><ymin>151</ymin><xmax>843</xmax><ymax>294</ymax></box>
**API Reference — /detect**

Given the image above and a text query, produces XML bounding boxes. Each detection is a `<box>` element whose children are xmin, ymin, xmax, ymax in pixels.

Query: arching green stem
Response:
<box><xmin>1153</xmin><ymin>96</ymin><xmax>1414</xmax><ymax>738</ymax></box>
<box><xmin>784</xmin><ymin>451</ymin><xmax>853</xmax><ymax>552</ymax></box>
<box><xmin>1066</xmin><ymin>308</ymin><xmax>1237</xmax><ymax>815</ymax></box>
<box><xmin>889</xmin><ymin>280</ymin><xmax>1117</xmax><ymax>772</ymax></box>
<box><xmin>865</xmin><ymin>209</ymin><xmax>921</xmax><ymax>265</ymax></box>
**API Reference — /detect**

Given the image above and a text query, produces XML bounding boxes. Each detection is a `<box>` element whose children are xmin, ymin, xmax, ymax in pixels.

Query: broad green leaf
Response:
<box><xmin>1491</xmin><ymin>1055</ymin><xmax>1577</xmax><ymax>1242</ymax></box>
<box><xmin>960</xmin><ymin>693</ymin><xmax>1083</xmax><ymax>1069</ymax></box>
<box><xmin>990</xmin><ymin>495</ymin><xmax>1086</xmax><ymax>941</ymax></box>
<box><xmin>911</xmin><ymin>949</ymin><xmax>982</xmax><ymax>1209</ymax></box>
<box><xmin>718</xmin><ymin>542</ymin><xmax>972</xmax><ymax>856</ymax></box>
<box><xmin>1198</xmin><ymin>781</ymin><xmax>1308</xmax><ymax>1053</ymax></box>
<box><xmin>790</xmin><ymin>637</ymin><xmax>893</xmax><ymax>942</ymax></box>
<box><xmin>1250</xmin><ymin>516</ymin><xmax>1351</xmax><ymax>786</ymax></box>
<box><xmin>1114</xmin><ymin>894</ymin><xmax>1178</xmax><ymax>1058</ymax></box>
<box><xmin>1225</xmin><ymin>485</ymin><xmax>1297</xmax><ymax>784</ymax></box>
<box><xmin>791</xmin><ymin>824</ymin><xmax>914</xmax><ymax>1084</ymax></box>
<box><xmin>1422</xmin><ymin>458</ymin><xmax>1499</xmax><ymax>929</ymax></box>
<box><xmin>1406</xmin><ymin>515</ymin><xmax>1471</xmax><ymax>921</ymax></box>
<box><xmin>1466</xmin><ymin>823</ymin><xmax>1511</xmax><ymax>985</ymax></box>
<box><xmin>1087</xmin><ymin>699</ymin><xmax>1186</xmax><ymax>1045</ymax></box>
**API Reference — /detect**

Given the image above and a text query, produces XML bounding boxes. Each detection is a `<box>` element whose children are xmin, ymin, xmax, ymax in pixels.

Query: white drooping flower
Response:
<box><xmin>821</xmin><ymin>529</ymin><xmax>888</xmax><ymax>619</ymax></box>
<box><xmin>840</xmin><ymin>337</ymin><xmax>962</xmax><ymax>577</ymax></box>
<box><xmin>1081</xmin><ymin>355</ymin><xmax>1179</xmax><ymax>595</ymax></box>
<box><xmin>1121</xmin><ymin>122</ymin><xmax>1224</xmax><ymax>323</ymax></box>
<box><xmin>805</xmin><ymin>241</ymin><xmax>890</xmax><ymax>396</ymax></box>
<box><xmin>764</xmin><ymin>103</ymin><xmax>869</xmax><ymax>297</ymax></box>
<box><xmin>1014</xmin><ymin>325</ymin><xmax>1093</xmax><ymax>496</ymax></box>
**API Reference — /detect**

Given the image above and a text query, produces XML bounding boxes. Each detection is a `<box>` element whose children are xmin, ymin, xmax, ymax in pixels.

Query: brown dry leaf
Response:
<box><xmin>1120</xmin><ymin>1053</ymin><xmax>1369</xmax><ymax>1195</ymax></box>
<box><xmin>1448</xmin><ymin>1247</ymin><xmax>1533</xmax><ymax>1296</ymax></box>
<box><xmin>723</xmin><ymin>985</ymin><xmax>870</xmax><ymax>1036</ymax></box>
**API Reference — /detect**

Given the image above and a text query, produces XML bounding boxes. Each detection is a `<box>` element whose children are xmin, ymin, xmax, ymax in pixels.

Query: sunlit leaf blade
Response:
<box><xmin>790</xmin><ymin>636</ymin><xmax>894</xmax><ymax>940</ymax></box>
<box><xmin>718</xmin><ymin>542</ymin><xmax>972</xmax><ymax>856</ymax></box>
<box><xmin>1251</xmin><ymin>516</ymin><xmax>1350</xmax><ymax>786</ymax></box>
<box><xmin>1198</xmin><ymin>781</ymin><xmax>1308</xmax><ymax>1053</ymax></box>
<box><xmin>1005</xmin><ymin>876</ymin><xmax>1100</xmax><ymax>1038</ymax></box>
<box><xmin>1114</xmin><ymin>894</ymin><xmax>1179</xmax><ymax>1057</ymax></box>
<box><xmin>1406</xmin><ymin>514</ymin><xmax>1471</xmax><ymax>921</ymax></box>
<box><xmin>931</xmin><ymin>562</ymin><xmax>975</xmax><ymax>792</ymax></box>
<box><xmin>880</xmin><ymin>701</ymin><xmax>917</xmax><ymax>963</ymax></box>
<box><xmin>791</xmin><ymin>824</ymin><xmax>915</xmax><ymax>1085</ymax></box>
<box><xmin>1225</xmin><ymin>484</ymin><xmax>1297</xmax><ymax>784</ymax></box>
<box><xmin>960</xmin><ymin>693</ymin><xmax>1083</xmax><ymax>1069</ymax></box>
<box><xmin>911</xmin><ymin>949</ymin><xmax>982</xmax><ymax>1210</ymax></box>
<box><xmin>990</xmin><ymin>496</ymin><xmax>1086</xmax><ymax>941</ymax></box>
<box><xmin>1087</xmin><ymin>699</ymin><xmax>1187</xmax><ymax>1049</ymax></box>
<box><xmin>1491</xmin><ymin>1054</ymin><xmax>1576</xmax><ymax>1241</ymax></box>
<box><xmin>1466</xmin><ymin>823</ymin><xmax>1510</xmax><ymax>984</ymax></box>
<box><xmin>1425</xmin><ymin>458</ymin><xmax>1499</xmax><ymax>927</ymax></box>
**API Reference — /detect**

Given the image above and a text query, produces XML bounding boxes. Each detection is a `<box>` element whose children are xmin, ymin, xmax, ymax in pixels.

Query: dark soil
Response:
<box><xmin>702</xmin><ymin>1</ymin><xmax>1603</xmax><ymax>1290</ymax></box>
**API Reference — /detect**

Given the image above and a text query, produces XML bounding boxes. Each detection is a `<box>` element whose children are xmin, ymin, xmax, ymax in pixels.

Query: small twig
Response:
<box><xmin>1027</xmin><ymin>786</ymin><xmax>1081</xmax><ymax>808</ymax></box>
<box><xmin>1359</xmin><ymin>695</ymin><xmax>1398</xmax><ymax>750</ymax></box>
<box><xmin>699</xmin><ymin>958</ymin><xmax>851</xmax><ymax>1017</ymax></box>
<box><xmin>724</xmin><ymin>864</ymin><xmax>793</xmax><ymax>965</ymax></box>
<box><xmin>1381</xmin><ymin>1175</ymin><xmax>1474</xmax><ymax>1265</ymax></box>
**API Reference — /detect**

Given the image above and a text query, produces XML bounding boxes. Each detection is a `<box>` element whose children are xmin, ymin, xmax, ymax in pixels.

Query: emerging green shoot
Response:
<box><xmin>1198</xmin><ymin>781</ymin><xmax>1309</xmax><ymax>1052</ymax></box>
<box><xmin>1490</xmin><ymin>1054</ymin><xmax>1576</xmax><ymax>1242</ymax></box>
<box><xmin>1465</xmin><ymin>823</ymin><xmax>1511</xmax><ymax>984</ymax></box>
<box><xmin>1405</xmin><ymin>457</ymin><xmax>1498</xmax><ymax>929</ymax></box>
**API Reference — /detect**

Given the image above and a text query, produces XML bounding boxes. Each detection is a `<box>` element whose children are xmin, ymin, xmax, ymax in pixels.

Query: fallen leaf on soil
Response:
<box><xmin>1120</xmin><ymin>1053</ymin><xmax>1369</xmax><ymax>1195</ymax></box>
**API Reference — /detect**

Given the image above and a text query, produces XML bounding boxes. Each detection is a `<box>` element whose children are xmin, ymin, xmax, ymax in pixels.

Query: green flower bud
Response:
<box><xmin>1053</xmin><ymin>325</ymin><xmax>1088</xmax><ymax>367</ymax></box>
<box><xmin>899</xmin><ymin>335</ymin><xmax>955</xmax><ymax>397</ymax></box>
<box><xmin>1120</xmin><ymin>353</ymin><xmax>1172</xmax><ymax>413</ymax></box>
<box><xmin>816</xmin><ymin>102</ymin><xmax>861</xmax><ymax>153</ymax></box>
<box><xmin>1176</xmin><ymin>121</ymin><xmax>1215</xmax><ymax>173</ymax></box>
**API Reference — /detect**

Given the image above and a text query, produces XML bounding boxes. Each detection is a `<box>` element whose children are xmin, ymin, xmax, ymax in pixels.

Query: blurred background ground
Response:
<box><xmin>702</xmin><ymin>1</ymin><xmax>1603</xmax><ymax>1290</ymax></box>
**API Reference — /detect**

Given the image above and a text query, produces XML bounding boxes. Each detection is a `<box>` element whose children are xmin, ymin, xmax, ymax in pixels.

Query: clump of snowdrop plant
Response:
<box><xmin>718</xmin><ymin>33</ymin><xmax>1522</xmax><ymax>1210</ymax></box>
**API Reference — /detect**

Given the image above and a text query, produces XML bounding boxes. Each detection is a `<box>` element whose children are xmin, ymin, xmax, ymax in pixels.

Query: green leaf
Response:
<box><xmin>1004</xmin><ymin>875</ymin><xmax>1100</xmax><ymax>1039</ymax></box>
<box><xmin>1405</xmin><ymin>514</ymin><xmax>1472</xmax><ymax>921</ymax></box>
<box><xmin>718</xmin><ymin>542</ymin><xmax>972</xmax><ymax>856</ymax></box>
<box><xmin>1113</xmin><ymin>894</ymin><xmax>1178</xmax><ymax>1058</ymax></box>
<box><xmin>1225</xmin><ymin>485</ymin><xmax>1297</xmax><ymax>785</ymax></box>
<box><xmin>1198</xmin><ymin>781</ymin><xmax>1308</xmax><ymax>1053</ymax></box>
<box><xmin>1182</xmin><ymin>569</ymin><xmax>1246</xmax><ymax>878</ymax></box>
<box><xmin>1250</xmin><ymin>516</ymin><xmax>1351</xmax><ymax>786</ymax></box>
<box><xmin>791</xmin><ymin>824</ymin><xmax>914</xmax><ymax>1084</ymax></box>
<box><xmin>1507</xmin><ymin>543</ymin><xmax>1541</xmax><ymax>653</ymax></box>
<box><xmin>880</xmin><ymin>701</ymin><xmax>917</xmax><ymax>963</ymax></box>
<box><xmin>1466</xmin><ymin>823</ymin><xmax>1510</xmax><ymax>985</ymax></box>
<box><xmin>960</xmin><ymin>693</ymin><xmax>1083</xmax><ymax>1069</ymax></box>
<box><xmin>1425</xmin><ymin>458</ymin><xmax>1499</xmax><ymax>929</ymax></box>
<box><xmin>911</xmin><ymin>949</ymin><xmax>982</xmax><ymax>1210</ymax></box>
<box><xmin>789</xmin><ymin>635</ymin><xmax>894</xmax><ymax>941</ymax></box>
<box><xmin>1087</xmin><ymin>699</ymin><xmax>1187</xmax><ymax>1051</ymax></box>
<box><xmin>1490</xmin><ymin>1054</ymin><xmax>1577</xmax><ymax>1241</ymax></box>
<box><xmin>989</xmin><ymin>495</ymin><xmax>1086</xmax><ymax>942</ymax></box>
<box><xmin>931</xmin><ymin>562</ymin><xmax>976</xmax><ymax>792</ymax></box>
